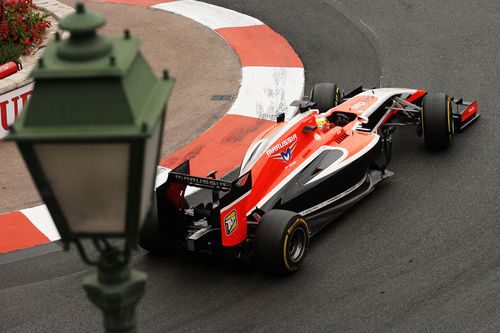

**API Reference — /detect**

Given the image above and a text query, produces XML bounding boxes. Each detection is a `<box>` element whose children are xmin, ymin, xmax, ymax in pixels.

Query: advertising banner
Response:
<box><xmin>0</xmin><ymin>83</ymin><xmax>34</xmax><ymax>139</ymax></box>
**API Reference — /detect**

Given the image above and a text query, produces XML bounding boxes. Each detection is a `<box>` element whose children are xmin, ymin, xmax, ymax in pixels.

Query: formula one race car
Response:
<box><xmin>139</xmin><ymin>83</ymin><xmax>479</xmax><ymax>274</ymax></box>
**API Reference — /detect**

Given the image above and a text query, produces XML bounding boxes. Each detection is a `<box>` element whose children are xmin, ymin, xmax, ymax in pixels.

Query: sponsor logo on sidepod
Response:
<box><xmin>224</xmin><ymin>210</ymin><xmax>238</xmax><ymax>235</ymax></box>
<box><xmin>266</xmin><ymin>134</ymin><xmax>298</xmax><ymax>162</ymax></box>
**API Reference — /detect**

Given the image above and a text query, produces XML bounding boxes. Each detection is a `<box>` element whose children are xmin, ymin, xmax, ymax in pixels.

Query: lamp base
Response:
<box><xmin>82</xmin><ymin>269</ymin><xmax>147</xmax><ymax>333</ymax></box>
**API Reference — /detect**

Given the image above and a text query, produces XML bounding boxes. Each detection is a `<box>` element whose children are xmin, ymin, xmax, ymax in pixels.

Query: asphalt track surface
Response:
<box><xmin>2</xmin><ymin>1</ymin><xmax>499</xmax><ymax>332</ymax></box>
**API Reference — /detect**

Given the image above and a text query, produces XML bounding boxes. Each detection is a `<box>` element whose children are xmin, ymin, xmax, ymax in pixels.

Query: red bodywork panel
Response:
<box><xmin>330</xmin><ymin>94</ymin><xmax>379</xmax><ymax>115</ymax></box>
<box><xmin>220</xmin><ymin>197</ymin><xmax>248</xmax><ymax>247</ymax></box>
<box><xmin>218</xmin><ymin>110</ymin><xmax>379</xmax><ymax>246</ymax></box>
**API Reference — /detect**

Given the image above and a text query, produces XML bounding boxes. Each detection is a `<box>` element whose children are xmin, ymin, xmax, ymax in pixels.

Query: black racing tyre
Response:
<box><xmin>422</xmin><ymin>92</ymin><xmax>454</xmax><ymax>150</ymax></box>
<box><xmin>254</xmin><ymin>210</ymin><xmax>309</xmax><ymax>275</ymax></box>
<box><xmin>138</xmin><ymin>212</ymin><xmax>174</xmax><ymax>255</ymax></box>
<box><xmin>310</xmin><ymin>82</ymin><xmax>342</xmax><ymax>113</ymax></box>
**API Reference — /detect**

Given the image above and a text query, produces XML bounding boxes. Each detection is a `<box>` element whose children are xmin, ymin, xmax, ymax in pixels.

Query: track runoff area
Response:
<box><xmin>0</xmin><ymin>0</ymin><xmax>305</xmax><ymax>253</ymax></box>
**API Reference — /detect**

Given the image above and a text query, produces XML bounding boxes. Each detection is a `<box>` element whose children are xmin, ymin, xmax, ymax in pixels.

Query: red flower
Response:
<box><xmin>2</xmin><ymin>0</ymin><xmax>50</xmax><ymax>56</ymax></box>
<box><xmin>4</xmin><ymin>0</ymin><xmax>17</xmax><ymax>8</ymax></box>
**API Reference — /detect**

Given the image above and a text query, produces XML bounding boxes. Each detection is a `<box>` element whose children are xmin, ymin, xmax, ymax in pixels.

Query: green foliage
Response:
<box><xmin>0</xmin><ymin>42</ymin><xmax>23</xmax><ymax>64</ymax></box>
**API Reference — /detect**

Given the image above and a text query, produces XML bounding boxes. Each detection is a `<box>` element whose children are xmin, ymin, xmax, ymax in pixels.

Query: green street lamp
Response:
<box><xmin>7</xmin><ymin>3</ymin><xmax>173</xmax><ymax>332</ymax></box>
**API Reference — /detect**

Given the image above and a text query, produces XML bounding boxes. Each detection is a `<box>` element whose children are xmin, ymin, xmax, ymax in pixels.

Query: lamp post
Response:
<box><xmin>7</xmin><ymin>2</ymin><xmax>174</xmax><ymax>332</ymax></box>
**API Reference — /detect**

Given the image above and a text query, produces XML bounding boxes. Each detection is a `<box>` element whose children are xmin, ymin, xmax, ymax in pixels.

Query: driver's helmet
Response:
<box><xmin>316</xmin><ymin>116</ymin><xmax>330</xmax><ymax>132</ymax></box>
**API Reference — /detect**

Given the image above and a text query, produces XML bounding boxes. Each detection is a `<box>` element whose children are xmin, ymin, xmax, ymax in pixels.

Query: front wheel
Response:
<box><xmin>254</xmin><ymin>210</ymin><xmax>309</xmax><ymax>275</ymax></box>
<box><xmin>422</xmin><ymin>92</ymin><xmax>454</xmax><ymax>150</ymax></box>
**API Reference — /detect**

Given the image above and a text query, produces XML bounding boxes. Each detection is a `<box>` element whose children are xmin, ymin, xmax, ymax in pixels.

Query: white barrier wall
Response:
<box><xmin>0</xmin><ymin>83</ymin><xmax>34</xmax><ymax>139</ymax></box>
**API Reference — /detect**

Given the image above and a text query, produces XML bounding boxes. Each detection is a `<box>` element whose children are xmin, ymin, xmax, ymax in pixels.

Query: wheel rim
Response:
<box><xmin>447</xmin><ymin>98</ymin><xmax>454</xmax><ymax>140</ymax></box>
<box><xmin>287</xmin><ymin>227</ymin><xmax>307</xmax><ymax>263</ymax></box>
<box><xmin>335</xmin><ymin>86</ymin><xmax>341</xmax><ymax>106</ymax></box>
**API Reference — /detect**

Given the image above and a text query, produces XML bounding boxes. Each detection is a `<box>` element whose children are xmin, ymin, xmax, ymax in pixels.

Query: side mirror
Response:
<box><xmin>357</xmin><ymin>116</ymin><xmax>369</xmax><ymax>124</ymax></box>
<box><xmin>276</xmin><ymin>113</ymin><xmax>285</xmax><ymax>123</ymax></box>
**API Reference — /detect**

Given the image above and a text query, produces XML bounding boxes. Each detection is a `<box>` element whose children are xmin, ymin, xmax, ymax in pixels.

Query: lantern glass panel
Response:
<box><xmin>34</xmin><ymin>143</ymin><xmax>129</xmax><ymax>234</ymax></box>
<box><xmin>139</xmin><ymin>123</ymin><xmax>161</xmax><ymax>226</ymax></box>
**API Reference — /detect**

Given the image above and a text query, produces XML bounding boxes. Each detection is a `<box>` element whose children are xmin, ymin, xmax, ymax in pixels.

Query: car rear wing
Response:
<box><xmin>450</xmin><ymin>98</ymin><xmax>480</xmax><ymax>131</ymax></box>
<box><xmin>156</xmin><ymin>160</ymin><xmax>253</xmax><ymax>247</ymax></box>
<box><xmin>165</xmin><ymin>160</ymin><xmax>250</xmax><ymax>194</ymax></box>
<box><xmin>168</xmin><ymin>166</ymin><xmax>232</xmax><ymax>192</ymax></box>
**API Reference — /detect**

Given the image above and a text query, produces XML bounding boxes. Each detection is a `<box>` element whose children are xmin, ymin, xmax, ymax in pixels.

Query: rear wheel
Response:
<box><xmin>310</xmin><ymin>82</ymin><xmax>342</xmax><ymax>113</ymax></box>
<box><xmin>422</xmin><ymin>92</ymin><xmax>454</xmax><ymax>150</ymax></box>
<box><xmin>254</xmin><ymin>210</ymin><xmax>309</xmax><ymax>275</ymax></box>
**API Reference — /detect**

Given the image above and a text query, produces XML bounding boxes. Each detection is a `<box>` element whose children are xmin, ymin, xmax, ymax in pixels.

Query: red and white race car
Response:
<box><xmin>140</xmin><ymin>83</ymin><xmax>479</xmax><ymax>274</ymax></box>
